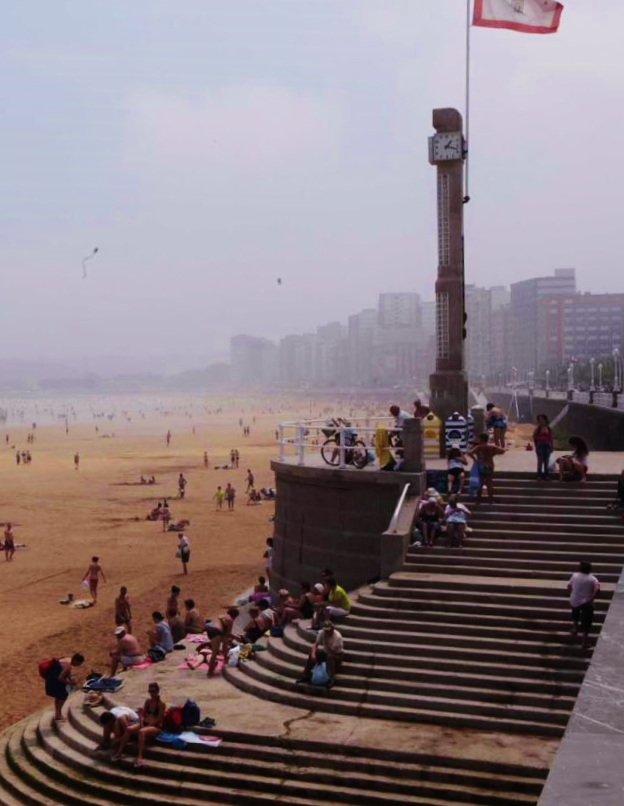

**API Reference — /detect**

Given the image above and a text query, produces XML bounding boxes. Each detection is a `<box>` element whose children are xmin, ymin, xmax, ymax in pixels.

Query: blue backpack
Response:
<box><xmin>182</xmin><ymin>699</ymin><xmax>201</xmax><ymax>728</ymax></box>
<box><xmin>310</xmin><ymin>662</ymin><xmax>331</xmax><ymax>687</ymax></box>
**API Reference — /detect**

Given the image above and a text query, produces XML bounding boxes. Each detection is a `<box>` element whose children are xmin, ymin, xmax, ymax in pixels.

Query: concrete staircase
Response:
<box><xmin>224</xmin><ymin>475</ymin><xmax>624</xmax><ymax>738</ymax></box>
<box><xmin>1</xmin><ymin>473</ymin><xmax>621</xmax><ymax>806</ymax></box>
<box><xmin>0</xmin><ymin>696</ymin><xmax>547</xmax><ymax>806</ymax></box>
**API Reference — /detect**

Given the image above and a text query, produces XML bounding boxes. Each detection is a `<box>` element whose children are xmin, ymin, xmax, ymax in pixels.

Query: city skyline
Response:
<box><xmin>1</xmin><ymin>1</ymin><xmax>624</xmax><ymax>360</ymax></box>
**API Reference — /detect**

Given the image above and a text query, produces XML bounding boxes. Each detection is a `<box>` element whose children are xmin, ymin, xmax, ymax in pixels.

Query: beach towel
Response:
<box><xmin>179</xmin><ymin>732</ymin><xmax>221</xmax><ymax>747</ymax></box>
<box><xmin>83</xmin><ymin>677</ymin><xmax>124</xmax><ymax>693</ymax></box>
<box><xmin>129</xmin><ymin>658</ymin><xmax>154</xmax><ymax>671</ymax></box>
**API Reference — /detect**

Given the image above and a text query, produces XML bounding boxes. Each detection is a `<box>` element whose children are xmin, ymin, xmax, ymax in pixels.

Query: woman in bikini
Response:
<box><xmin>83</xmin><ymin>556</ymin><xmax>106</xmax><ymax>603</ymax></box>
<box><xmin>113</xmin><ymin>682</ymin><xmax>166</xmax><ymax>767</ymax></box>
<box><xmin>188</xmin><ymin>607</ymin><xmax>239</xmax><ymax>676</ymax></box>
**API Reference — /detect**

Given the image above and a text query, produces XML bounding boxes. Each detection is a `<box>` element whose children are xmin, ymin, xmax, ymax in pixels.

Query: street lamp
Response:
<box><xmin>614</xmin><ymin>348</ymin><xmax>622</xmax><ymax>393</ymax></box>
<box><xmin>567</xmin><ymin>363</ymin><xmax>574</xmax><ymax>401</ymax></box>
<box><xmin>598</xmin><ymin>362</ymin><xmax>603</xmax><ymax>391</ymax></box>
<box><xmin>545</xmin><ymin>369</ymin><xmax>550</xmax><ymax>398</ymax></box>
<box><xmin>589</xmin><ymin>357</ymin><xmax>595</xmax><ymax>391</ymax></box>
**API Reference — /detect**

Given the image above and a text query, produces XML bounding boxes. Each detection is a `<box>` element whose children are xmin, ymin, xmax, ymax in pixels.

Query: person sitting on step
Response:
<box><xmin>296</xmin><ymin>621</ymin><xmax>343</xmax><ymax>685</ymax></box>
<box><xmin>311</xmin><ymin>577</ymin><xmax>351</xmax><ymax>629</ymax></box>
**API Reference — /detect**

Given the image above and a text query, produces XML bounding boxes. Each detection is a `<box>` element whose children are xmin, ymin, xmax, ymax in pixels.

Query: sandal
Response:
<box><xmin>133</xmin><ymin>759</ymin><xmax>144</xmax><ymax>768</ymax></box>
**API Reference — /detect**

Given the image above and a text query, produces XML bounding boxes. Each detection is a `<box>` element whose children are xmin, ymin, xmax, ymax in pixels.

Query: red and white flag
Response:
<box><xmin>473</xmin><ymin>0</ymin><xmax>564</xmax><ymax>34</ymax></box>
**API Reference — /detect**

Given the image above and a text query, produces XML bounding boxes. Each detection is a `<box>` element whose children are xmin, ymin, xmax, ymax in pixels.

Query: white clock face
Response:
<box><xmin>432</xmin><ymin>132</ymin><xmax>463</xmax><ymax>161</ymax></box>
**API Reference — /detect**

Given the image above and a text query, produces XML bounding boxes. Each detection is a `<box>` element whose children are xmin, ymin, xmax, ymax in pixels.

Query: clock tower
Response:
<box><xmin>428</xmin><ymin>107</ymin><xmax>468</xmax><ymax>448</ymax></box>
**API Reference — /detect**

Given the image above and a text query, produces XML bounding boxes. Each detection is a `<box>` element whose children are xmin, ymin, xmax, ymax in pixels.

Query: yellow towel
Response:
<box><xmin>375</xmin><ymin>427</ymin><xmax>391</xmax><ymax>466</ymax></box>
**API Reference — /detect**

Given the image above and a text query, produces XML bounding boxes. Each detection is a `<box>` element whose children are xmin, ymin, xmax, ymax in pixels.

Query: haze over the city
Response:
<box><xmin>1</xmin><ymin>0</ymin><xmax>620</xmax><ymax>367</ymax></box>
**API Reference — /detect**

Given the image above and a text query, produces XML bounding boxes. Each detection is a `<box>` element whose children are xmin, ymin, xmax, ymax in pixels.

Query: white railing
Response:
<box><xmin>388</xmin><ymin>483</ymin><xmax>411</xmax><ymax>533</ymax></box>
<box><xmin>276</xmin><ymin>416</ymin><xmax>400</xmax><ymax>469</ymax></box>
<box><xmin>490</xmin><ymin>386</ymin><xmax>624</xmax><ymax>410</ymax></box>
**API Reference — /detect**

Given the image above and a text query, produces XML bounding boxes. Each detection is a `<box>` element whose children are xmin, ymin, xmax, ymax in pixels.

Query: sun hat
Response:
<box><xmin>114</xmin><ymin>626</ymin><xmax>126</xmax><ymax>636</ymax></box>
<box><xmin>314</xmin><ymin>583</ymin><xmax>324</xmax><ymax>593</ymax></box>
<box><xmin>83</xmin><ymin>691</ymin><xmax>103</xmax><ymax>707</ymax></box>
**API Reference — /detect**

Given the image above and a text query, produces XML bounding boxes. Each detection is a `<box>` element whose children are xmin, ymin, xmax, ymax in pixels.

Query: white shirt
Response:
<box><xmin>110</xmin><ymin>706</ymin><xmax>139</xmax><ymax>724</ymax></box>
<box><xmin>568</xmin><ymin>573</ymin><xmax>599</xmax><ymax>608</ymax></box>
<box><xmin>444</xmin><ymin>504</ymin><xmax>470</xmax><ymax>523</ymax></box>
<box><xmin>394</xmin><ymin>410</ymin><xmax>410</xmax><ymax>428</ymax></box>
<box><xmin>178</xmin><ymin>534</ymin><xmax>189</xmax><ymax>549</ymax></box>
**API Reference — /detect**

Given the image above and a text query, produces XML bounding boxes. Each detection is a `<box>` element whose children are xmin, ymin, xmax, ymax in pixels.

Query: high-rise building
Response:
<box><xmin>464</xmin><ymin>285</ymin><xmax>492</xmax><ymax>383</ymax></box>
<box><xmin>377</xmin><ymin>293</ymin><xmax>421</xmax><ymax>329</ymax></box>
<box><xmin>510</xmin><ymin>269</ymin><xmax>576</xmax><ymax>373</ymax></box>
<box><xmin>537</xmin><ymin>292</ymin><xmax>624</xmax><ymax>368</ymax></box>
<box><xmin>230</xmin><ymin>335</ymin><xmax>278</xmax><ymax>388</ymax></box>
<box><xmin>347</xmin><ymin>309</ymin><xmax>377</xmax><ymax>385</ymax></box>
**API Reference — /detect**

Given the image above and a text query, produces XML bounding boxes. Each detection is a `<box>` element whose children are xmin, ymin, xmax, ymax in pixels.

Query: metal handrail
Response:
<box><xmin>277</xmin><ymin>417</ymin><xmax>401</xmax><ymax>468</ymax></box>
<box><xmin>388</xmin><ymin>483</ymin><xmax>411</xmax><ymax>534</ymax></box>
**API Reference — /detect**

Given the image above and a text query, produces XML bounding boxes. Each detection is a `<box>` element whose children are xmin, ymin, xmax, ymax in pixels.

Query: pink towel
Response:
<box><xmin>129</xmin><ymin>659</ymin><xmax>153</xmax><ymax>671</ymax></box>
<box><xmin>177</xmin><ymin>658</ymin><xmax>224</xmax><ymax>674</ymax></box>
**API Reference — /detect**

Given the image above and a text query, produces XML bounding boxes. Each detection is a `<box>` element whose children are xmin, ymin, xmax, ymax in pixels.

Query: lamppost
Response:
<box><xmin>527</xmin><ymin>370</ymin><xmax>534</xmax><ymax>415</ymax></box>
<box><xmin>545</xmin><ymin>369</ymin><xmax>550</xmax><ymax>398</ymax></box>
<box><xmin>567</xmin><ymin>363</ymin><xmax>574</xmax><ymax>401</ymax></box>
<box><xmin>614</xmin><ymin>348</ymin><xmax>621</xmax><ymax>392</ymax></box>
<box><xmin>598</xmin><ymin>362</ymin><xmax>603</xmax><ymax>391</ymax></box>
<box><xmin>589</xmin><ymin>357</ymin><xmax>595</xmax><ymax>404</ymax></box>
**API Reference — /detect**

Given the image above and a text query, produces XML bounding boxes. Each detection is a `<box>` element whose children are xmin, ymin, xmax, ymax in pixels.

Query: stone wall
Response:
<box><xmin>270</xmin><ymin>461</ymin><xmax>423</xmax><ymax>594</ymax></box>
<box><xmin>487</xmin><ymin>393</ymin><xmax>624</xmax><ymax>451</ymax></box>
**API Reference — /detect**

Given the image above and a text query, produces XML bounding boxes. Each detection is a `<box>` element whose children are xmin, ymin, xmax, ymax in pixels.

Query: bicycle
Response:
<box><xmin>320</xmin><ymin>432</ymin><xmax>369</xmax><ymax>469</ymax></box>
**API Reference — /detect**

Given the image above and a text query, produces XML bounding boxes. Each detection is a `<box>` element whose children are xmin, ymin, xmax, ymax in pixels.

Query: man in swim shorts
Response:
<box><xmin>109</xmin><ymin>627</ymin><xmax>145</xmax><ymax>676</ymax></box>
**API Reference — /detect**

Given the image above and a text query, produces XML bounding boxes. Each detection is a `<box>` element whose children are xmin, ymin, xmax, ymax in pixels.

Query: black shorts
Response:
<box><xmin>448</xmin><ymin>467</ymin><xmax>464</xmax><ymax>478</ymax></box>
<box><xmin>571</xmin><ymin>603</ymin><xmax>594</xmax><ymax>632</ymax></box>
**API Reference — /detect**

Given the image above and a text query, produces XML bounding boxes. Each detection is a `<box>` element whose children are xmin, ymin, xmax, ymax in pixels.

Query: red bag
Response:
<box><xmin>38</xmin><ymin>658</ymin><xmax>55</xmax><ymax>679</ymax></box>
<box><xmin>162</xmin><ymin>706</ymin><xmax>184</xmax><ymax>734</ymax></box>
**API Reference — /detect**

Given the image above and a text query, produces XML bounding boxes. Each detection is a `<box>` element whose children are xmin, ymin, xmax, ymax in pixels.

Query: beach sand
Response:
<box><xmin>0</xmin><ymin>394</ymin><xmax>327</xmax><ymax>732</ymax></box>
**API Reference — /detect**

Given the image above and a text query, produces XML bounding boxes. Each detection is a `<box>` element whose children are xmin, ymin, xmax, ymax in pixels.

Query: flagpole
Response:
<box><xmin>464</xmin><ymin>0</ymin><xmax>471</xmax><ymax>202</ymax></box>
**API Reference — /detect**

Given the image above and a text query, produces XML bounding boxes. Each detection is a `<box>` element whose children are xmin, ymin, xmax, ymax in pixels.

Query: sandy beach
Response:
<box><xmin>0</xmin><ymin>394</ymin><xmax>324</xmax><ymax>732</ymax></box>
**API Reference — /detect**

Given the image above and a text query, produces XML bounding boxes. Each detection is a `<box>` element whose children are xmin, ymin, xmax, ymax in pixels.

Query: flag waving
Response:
<box><xmin>473</xmin><ymin>0</ymin><xmax>564</xmax><ymax>34</ymax></box>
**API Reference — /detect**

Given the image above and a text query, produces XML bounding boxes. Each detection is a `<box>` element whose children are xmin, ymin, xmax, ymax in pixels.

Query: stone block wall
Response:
<box><xmin>270</xmin><ymin>461</ymin><xmax>422</xmax><ymax>594</ymax></box>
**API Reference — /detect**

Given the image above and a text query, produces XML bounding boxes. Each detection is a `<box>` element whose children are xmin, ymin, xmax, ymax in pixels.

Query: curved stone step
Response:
<box><xmin>354</xmin><ymin>593</ymin><xmax>606</xmax><ymax>625</ymax></box>
<box><xmin>67</xmin><ymin>699</ymin><xmax>546</xmax><ymax>797</ymax></box>
<box><xmin>256</xmin><ymin>643</ymin><xmax>577</xmax><ymax>711</ymax></box>
<box><xmin>224</xmin><ymin>662</ymin><xmax>565</xmax><ymax>737</ymax></box>
<box><xmin>349</xmin><ymin>601</ymin><xmax>596</xmax><ymax>633</ymax></box>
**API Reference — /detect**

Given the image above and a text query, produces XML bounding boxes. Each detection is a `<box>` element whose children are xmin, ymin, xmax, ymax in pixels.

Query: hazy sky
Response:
<box><xmin>1</xmin><ymin>1</ymin><xmax>621</xmax><ymax>361</ymax></box>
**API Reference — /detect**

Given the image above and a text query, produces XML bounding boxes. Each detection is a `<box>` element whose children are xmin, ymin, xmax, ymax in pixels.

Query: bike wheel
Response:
<box><xmin>351</xmin><ymin>440</ymin><xmax>369</xmax><ymax>469</ymax></box>
<box><xmin>321</xmin><ymin>438</ymin><xmax>340</xmax><ymax>466</ymax></box>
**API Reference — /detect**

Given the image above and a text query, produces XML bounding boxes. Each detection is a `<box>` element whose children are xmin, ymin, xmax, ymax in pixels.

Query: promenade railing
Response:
<box><xmin>491</xmin><ymin>386</ymin><xmax>624</xmax><ymax>410</ymax></box>
<box><xmin>276</xmin><ymin>417</ymin><xmax>399</xmax><ymax>469</ymax></box>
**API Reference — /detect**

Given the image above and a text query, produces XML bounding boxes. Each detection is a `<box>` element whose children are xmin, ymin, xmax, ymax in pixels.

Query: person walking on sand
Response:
<box><xmin>568</xmin><ymin>561</ymin><xmax>600</xmax><ymax>649</ymax></box>
<box><xmin>4</xmin><ymin>522</ymin><xmax>16</xmax><ymax>561</ymax></box>
<box><xmin>203</xmin><ymin>451</ymin><xmax>209</xmax><ymax>468</ymax></box>
<box><xmin>114</xmin><ymin>586</ymin><xmax>132</xmax><ymax>634</ymax></box>
<box><xmin>246</xmin><ymin>469</ymin><xmax>255</xmax><ymax>493</ymax></box>
<box><xmin>43</xmin><ymin>653</ymin><xmax>85</xmax><ymax>722</ymax></box>
<box><xmin>214</xmin><ymin>485</ymin><xmax>225</xmax><ymax>511</ymax></box>
<box><xmin>74</xmin><ymin>452</ymin><xmax>80</xmax><ymax>470</ymax></box>
<box><xmin>177</xmin><ymin>532</ymin><xmax>190</xmax><ymax>575</ymax></box>
<box><xmin>166</xmin><ymin>430</ymin><xmax>171</xmax><ymax>446</ymax></box>
<box><xmin>178</xmin><ymin>473</ymin><xmax>187</xmax><ymax>499</ymax></box>
<box><xmin>84</xmin><ymin>556</ymin><xmax>106</xmax><ymax>603</ymax></box>
<box><xmin>225</xmin><ymin>482</ymin><xmax>236</xmax><ymax>511</ymax></box>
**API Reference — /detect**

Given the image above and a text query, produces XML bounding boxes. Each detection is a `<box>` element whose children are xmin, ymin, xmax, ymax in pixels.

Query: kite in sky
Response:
<box><xmin>82</xmin><ymin>247</ymin><xmax>99</xmax><ymax>279</ymax></box>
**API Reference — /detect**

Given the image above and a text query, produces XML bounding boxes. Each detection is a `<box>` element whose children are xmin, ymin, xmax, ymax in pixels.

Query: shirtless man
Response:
<box><xmin>114</xmin><ymin>586</ymin><xmax>132</xmax><ymax>634</ymax></box>
<box><xmin>74</xmin><ymin>452</ymin><xmax>80</xmax><ymax>470</ymax></box>
<box><xmin>468</xmin><ymin>433</ymin><xmax>506</xmax><ymax>505</ymax></box>
<box><xmin>84</xmin><ymin>556</ymin><xmax>106</xmax><ymax>603</ymax></box>
<box><xmin>166</xmin><ymin>585</ymin><xmax>180</xmax><ymax>616</ymax></box>
<box><xmin>178</xmin><ymin>473</ymin><xmax>187</xmax><ymax>499</ymax></box>
<box><xmin>109</xmin><ymin>627</ymin><xmax>144</xmax><ymax>676</ymax></box>
<box><xmin>4</xmin><ymin>523</ymin><xmax>15</xmax><ymax>561</ymax></box>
